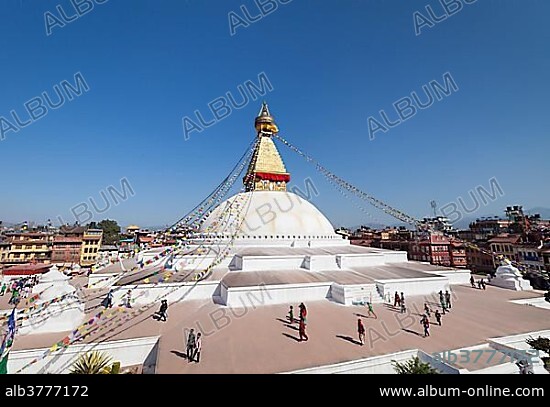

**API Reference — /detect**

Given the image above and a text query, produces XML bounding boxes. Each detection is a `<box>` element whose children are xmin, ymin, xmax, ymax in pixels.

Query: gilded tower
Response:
<box><xmin>243</xmin><ymin>103</ymin><xmax>290</xmax><ymax>192</ymax></box>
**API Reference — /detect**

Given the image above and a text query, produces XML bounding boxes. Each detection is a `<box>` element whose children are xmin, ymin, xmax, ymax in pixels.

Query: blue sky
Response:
<box><xmin>0</xmin><ymin>0</ymin><xmax>548</xmax><ymax>229</ymax></box>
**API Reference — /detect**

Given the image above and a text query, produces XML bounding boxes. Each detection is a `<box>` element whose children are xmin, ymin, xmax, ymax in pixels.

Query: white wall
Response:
<box><xmin>376</xmin><ymin>276</ymin><xmax>449</xmax><ymax>298</ymax></box>
<box><xmin>222</xmin><ymin>281</ymin><xmax>332</xmax><ymax>307</ymax></box>
<box><xmin>430</xmin><ymin>269</ymin><xmax>472</xmax><ymax>285</ymax></box>
<box><xmin>331</xmin><ymin>283</ymin><xmax>384</xmax><ymax>305</ymax></box>
<box><xmin>110</xmin><ymin>281</ymin><xmax>219</xmax><ymax>306</ymax></box>
<box><xmin>240</xmin><ymin>255</ymin><xmax>306</xmax><ymax>271</ymax></box>
<box><xmin>284</xmin><ymin>349</ymin><xmax>418</xmax><ymax>374</ymax></box>
<box><xmin>8</xmin><ymin>336</ymin><xmax>159</xmax><ymax>374</ymax></box>
<box><xmin>304</xmin><ymin>255</ymin><xmax>339</xmax><ymax>271</ymax></box>
<box><xmin>337</xmin><ymin>253</ymin><xmax>386</xmax><ymax>268</ymax></box>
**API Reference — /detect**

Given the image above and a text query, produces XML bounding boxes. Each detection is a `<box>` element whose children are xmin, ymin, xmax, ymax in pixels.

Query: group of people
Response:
<box><xmin>185</xmin><ymin>328</ymin><xmax>202</xmax><ymax>363</ymax></box>
<box><xmin>287</xmin><ymin>302</ymin><xmax>308</xmax><ymax>341</ymax></box>
<box><xmin>393</xmin><ymin>291</ymin><xmax>407</xmax><ymax>313</ymax></box>
<box><xmin>438</xmin><ymin>290</ymin><xmax>452</xmax><ymax>314</ymax></box>
<box><xmin>101</xmin><ymin>289</ymin><xmax>133</xmax><ymax>309</ymax></box>
<box><xmin>1</xmin><ymin>276</ymin><xmax>39</xmax><ymax>306</ymax></box>
<box><xmin>470</xmin><ymin>275</ymin><xmax>487</xmax><ymax>290</ymax></box>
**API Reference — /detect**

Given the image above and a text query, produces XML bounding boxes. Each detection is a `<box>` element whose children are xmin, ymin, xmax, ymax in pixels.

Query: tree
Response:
<box><xmin>97</xmin><ymin>219</ymin><xmax>121</xmax><ymax>245</ymax></box>
<box><xmin>526</xmin><ymin>336</ymin><xmax>550</xmax><ymax>357</ymax></box>
<box><xmin>70</xmin><ymin>351</ymin><xmax>119</xmax><ymax>374</ymax></box>
<box><xmin>392</xmin><ymin>357</ymin><xmax>439</xmax><ymax>374</ymax></box>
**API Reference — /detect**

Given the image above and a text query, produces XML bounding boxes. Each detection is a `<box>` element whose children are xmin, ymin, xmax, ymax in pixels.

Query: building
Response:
<box><xmin>126</xmin><ymin>225</ymin><xmax>140</xmax><ymax>235</ymax></box>
<box><xmin>409</xmin><ymin>232</ymin><xmax>451</xmax><ymax>266</ymax></box>
<box><xmin>513</xmin><ymin>243</ymin><xmax>545</xmax><ymax>273</ymax></box>
<box><xmin>541</xmin><ymin>246</ymin><xmax>550</xmax><ymax>273</ymax></box>
<box><xmin>488</xmin><ymin>234</ymin><xmax>521</xmax><ymax>268</ymax></box>
<box><xmin>80</xmin><ymin>229</ymin><xmax>103</xmax><ymax>267</ymax></box>
<box><xmin>51</xmin><ymin>236</ymin><xmax>83</xmax><ymax>265</ymax></box>
<box><xmin>0</xmin><ymin>232</ymin><xmax>53</xmax><ymax>267</ymax></box>
<box><xmin>54</xmin><ymin>225</ymin><xmax>103</xmax><ymax>267</ymax></box>
<box><xmin>99</xmin><ymin>245</ymin><xmax>119</xmax><ymax>262</ymax></box>
<box><xmin>449</xmin><ymin>241</ymin><xmax>467</xmax><ymax>268</ymax></box>
<box><xmin>419</xmin><ymin>216</ymin><xmax>455</xmax><ymax>234</ymax></box>
<box><xmin>1</xmin><ymin>263</ymin><xmax>52</xmax><ymax>278</ymax></box>
<box><xmin>465</xmin><ymin>242</ymin><xmax>494</xmax><ymax>274</ymax></box>
<box><xmin>468</xmin><ymin>218</ymin><xmax>511</xmax><ymax>240</ymax></box>
<box><xmin>0</xmin><ymin>239</ymin><xmax>10</xmax><ymax>270</ymax></box>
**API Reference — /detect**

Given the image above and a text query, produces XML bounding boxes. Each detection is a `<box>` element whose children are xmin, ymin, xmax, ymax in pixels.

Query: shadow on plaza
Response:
<box><xmin>336</xmin><ymin>335</ymin><xmax>362</xmax><ymax>346</ymax></box>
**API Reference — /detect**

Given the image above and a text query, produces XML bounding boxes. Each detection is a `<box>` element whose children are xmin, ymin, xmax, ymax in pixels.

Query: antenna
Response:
<box><xmin>430</xmin><ymin>200</ymin><xmax>437</xmax><ymax>218</ymax></box>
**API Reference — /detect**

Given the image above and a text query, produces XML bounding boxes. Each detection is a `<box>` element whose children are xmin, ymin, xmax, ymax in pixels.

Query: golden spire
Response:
<box><xmin>244</xmin><ymin>103</ymin><xmax>290</xmax><ymax>192</ymax></box>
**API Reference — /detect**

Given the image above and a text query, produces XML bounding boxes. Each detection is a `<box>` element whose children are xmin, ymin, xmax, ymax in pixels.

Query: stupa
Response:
<box><xmin>136</xmin><ymin>103</ymin><xmax>472</xmax><ymax>307</ymax></box>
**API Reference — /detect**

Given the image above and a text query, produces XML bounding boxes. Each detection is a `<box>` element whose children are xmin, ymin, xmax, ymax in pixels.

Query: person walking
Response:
<box><xmin>103</xmin><ymin>289</ymin><xmax>113</xmax><ymax>308</ymax></box>
<box><xmin>193</xmin><ymin>333</ymin><xmax>202</xmax><ymax>363</ymax></box>
<box><xmin>470</xmin><ymin>275</ymin><xmax>476</xmax><ymax>288</ymax></box>
<box><xmin>445</xmin><ymin>290</ymin><xmax>452</xmax><ymax>309</ymax></box>
<box><xmin>400</xmin><ymin>298</ymin><xmax>406</xmax><ymax>314</ymax></box>
<box><xmin>186</xmin><ymin>329</ymin><xmax>196</xmax><ymax>362</ymax></box>
<box><xmin>9</xmin><ymin>288</ymin><xmax>19</xmax><ymax>306</ymax></box>
<box><xmin>299</xmin><ymin>302</ymin><xmax>307</xmax><ymax>321</ymax></box>
<box><xmin>394</xmin><ymin>291</ymin><xmax>400</xmax><ymax>307</ymax></box>
<box><xmin>480</xmin><ymin>279</ymin><xmax>486</xmax><ymax>290</ymax></box>
<box><xmin>357</xmin><ymin>318</ymin><xmax>366</xmax><ymax>345</ymax></box>
<box><xmin>435</xmin><ymin>309</ymin><xmax>442</xmax><ymax>326</ymax></box>
<box><xmin>424</xmin><ymin>303</ymin><xmax>431</xmax><ymax>318</ymax></box>
<box><xmin>287</xmin><ymin>305</ymin><xmax>294</xmax><ymax>323</ymax></box>
<box><xmin>298</xmin><ymin>317</ymin><xmax>309</xmax><ymax>342</ymax></box>
<box><xmin>366</xmin><ymin>301</ymin><xmax>377</xmax><ymax>319</ymax></box>
<box><xmin>0</xmin><ymin>282</ymin><xmax>6</xmax><ymax>296</ymax></box>
<box><xmin>124</xmin><ymin>289</ymin><xmax>132</xmax><ymax>308</ymax></box>
<box><xmin>421</xmin><ymin>315</ymin><xmax>430</xmax><ymax>337</ymax></box>
<box><xmin>400</xmin><ymin>292</ymin><xmax>405</xmax><ymax>305</ymax></box>
<box><xmin>477</xmin><ymin>280</ymin><xmax>482</xmax><ymax>289</ymax></box>
<box><xmin>158</xmin><ymin>299</ymin><xmax>168</xmax><ymax>322</ymax></box>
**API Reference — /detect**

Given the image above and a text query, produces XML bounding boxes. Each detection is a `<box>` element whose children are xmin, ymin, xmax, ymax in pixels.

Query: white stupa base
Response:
<box><xmin>490</xmin><ymin>263</ymin><xmax>533</xmax><ymax>291</ymax></box>
<box><xmin>18</xmin><ymin>299</ymin><xmax>85</xmax><ymax>335</ymax></box>
<box><xmin>490</xmin><ymin>277</ymin><xmax>533</xmax><ymax>291</ymax></box>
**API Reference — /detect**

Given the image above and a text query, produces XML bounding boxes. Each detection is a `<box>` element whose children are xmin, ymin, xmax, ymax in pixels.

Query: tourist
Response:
<box><xmin>124</xmin><ymin>290</ymin><xmax>132</xmax><ymax>308</ymax></box>
<box><xmin>299</xmin><ymin>302</ymin><xmax>307</xmax><ymax>321</ymax></box>
<box><xmin>424</xmin><ymin>303</ymin><xmax>431</xmax><ymax>318</ymax></box>
<box><xmin>480</xmin><ymin>279</ymin><xmax>486</xmax><ymax>290</ymax></box>
<box><xmin>9</xmin><ymin>289</ymin><xmax>20</xmax><ymax>306</ymax></box>
<box><xmin>445</xmin><ymin>290</ymin><xmax>452</xmax><ymax>309</ymax></box>
<box><xmin>394</xmin><ymin>291</ymin><xmax>400</xmax><ymax>307</ymax></box>
<box><xmin>470</xmin><ymin>275</ymin><xmax>476</xmax><ymax>288</ymax></box>
<box><xmin>287</xmin><ymin>305</ymin><xmax>294</xmax><ymax>323</ymax></box>
<box><xmin>102</xmin><ymin>290</ymin><xmax>113</xmax><ymax>308</ymax></box>
<box><xmin>400</xmin><ymin>298</ymin><xmax>406</xmax><ymax>314</ymax></box>
<box><xmin>477</xmin><ymin>280</ymin><xmax>482</xmax><ymax>289</ymax></box>
<box><xmin>357</xmin><ymin>318</ymin><xmax>365</xmax><ymax>345</ymax></box>
<box><xmin>186</xmin><ymin>329</ymin><xmax>196</xmax><ymax>362</ymax></box>
<box><xmin>400</xmin><ymin>292</ymin><xmax>405</xmax><ymax>305</ymax></box>
<box><xmin>440</xmin><ymin>297</ymin><xmax>447</xmax><ymax>314</ymax></box>
<box><xmin>366</xmin><ymin>301</ymin><xmax>377</xmax><ymax>319</ymax></box>
<box><xmin>421</xmin><ymin>315</ymin><xmax>430</xmax><ymax>337</ymax></box>
<box><xmin>298</xmin><ymin>317</ymin><xmax>309</xmax><ymax>342</ymax></box>
<box><xmin>158</xmin><ymin>299</ymin><xmax>168</xmax><ymax>322</ymax></box>
<box><xmin>193</xmin><ymin>333</ymin><xmax>202</xmax><ymax>363</ymax></box>
<box><xmin>435</xmin><ymin>309</ymin><xmax>442</xmax><ymax>326</ymax></box>
<box><xmin>0</xmin><ymin>283</ymin><xmax>6</xmax><ymax>296</ymax></box>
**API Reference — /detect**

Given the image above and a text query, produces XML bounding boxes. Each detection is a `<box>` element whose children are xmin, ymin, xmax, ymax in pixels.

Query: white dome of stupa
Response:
<box><xmin>199</xmin><ymin>191</ymin><xmax>339</xmax><ymax>240</ymax></box>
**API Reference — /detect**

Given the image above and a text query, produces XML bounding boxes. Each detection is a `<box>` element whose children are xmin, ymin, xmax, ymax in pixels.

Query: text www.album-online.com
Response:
<box><xmin>379</xmin><ymin>385</ymin><xmax>544</xmax><ymax>397</ymax></box>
